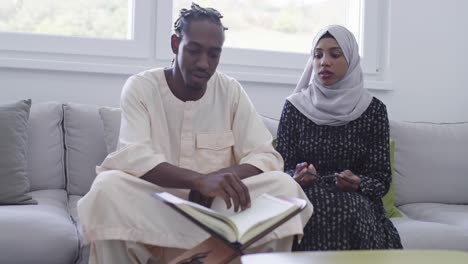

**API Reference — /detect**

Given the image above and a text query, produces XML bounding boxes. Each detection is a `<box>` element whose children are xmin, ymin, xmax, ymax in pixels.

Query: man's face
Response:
<box><xmin>173</xmin><ymin>20</ymin><xmax>224</xmax><ymax>91</ymax></box>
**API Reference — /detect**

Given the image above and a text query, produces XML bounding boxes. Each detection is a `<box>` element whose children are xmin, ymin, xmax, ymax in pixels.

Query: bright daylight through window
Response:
<box><xmin>173</xmin><ymin>0</ymin><xmax>362</xmax><ymax>54</ymax></box>
<box><xmin>0</xmin><ymin>0</ymin><xmax>130</xmax><ymax>39</ymax></box>
<box><xmin>0</xmin><ymin>0</ymin><xmax>383</xmax><ymax>84</ymax></box>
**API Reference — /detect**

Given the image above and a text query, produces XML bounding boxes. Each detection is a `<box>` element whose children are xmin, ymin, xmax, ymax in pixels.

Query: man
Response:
<box><xmin>78</xmin><ymin>3</ymin><xmax>312</xmax><ymax>264</ymax></box>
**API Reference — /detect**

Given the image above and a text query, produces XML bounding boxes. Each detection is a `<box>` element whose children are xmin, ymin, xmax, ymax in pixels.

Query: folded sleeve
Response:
<box><xmin>97</xmin><ymin>76</ymin><xmax>166</xmax><ymax>177</ymax></box>
<box><xmin>230</xmin><ymin>81</ymin><xmax>284</xmax><ymax>172</ymax></box>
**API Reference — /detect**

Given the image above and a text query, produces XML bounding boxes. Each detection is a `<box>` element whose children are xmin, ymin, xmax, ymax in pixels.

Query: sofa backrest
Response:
<box><xmin>27</xmin><ymin>102</ymin><xmax>66</xmax><ymax>191</ymax></box>
<box><xmin>63</xmin><ymin>103</ymin><xmax>108</xmax><ymax>196</ymax></box>
<box><xmin>261</xmin><ymin>115</ymin><xmax>280</xmax><ymax>139</ymax></box>
<box><xmin>28</xmin><ymin>101</ymin><xmax>468</xmax><ymax>206</ymax></box>
<box><xmin>26</xmin><ymin>102</ymin><xmax>108</xmax><ymax>195</ymax></box>
<box><xmin>390</xmin><ymin>120</ymin><xmax>468</xmax><ymax>206</ymax></box>
<box><xmin>25</xmin><ymin>104</ymin><xmax>282</xmax><ymax>196</ymax></box>
<box><xmin>258</xmin><ymin>117</ymin><xmax>468</xmax><ymax>206</ymax></box>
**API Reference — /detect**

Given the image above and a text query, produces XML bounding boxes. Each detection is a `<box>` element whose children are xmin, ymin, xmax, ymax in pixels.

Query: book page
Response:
<box><xmin>154</xmin><ymin>192</ymin><xmax>301</xmax><ymax>244</ymax></box>
<box><xmin>155</xmin><ymin>192</ymin><xmax>238</xmax><ymax>242</ymax></box>
<box><xmin>227</xmin><ymin>194</ymin><xmax>298</xmax><ymax>239</ymax></box>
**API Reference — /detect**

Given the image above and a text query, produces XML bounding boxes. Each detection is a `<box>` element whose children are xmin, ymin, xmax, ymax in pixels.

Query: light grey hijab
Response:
<box><xmin>287</xmin><ymin>25</ymin><xmax>373</xmax><ymax>126</ymax></box>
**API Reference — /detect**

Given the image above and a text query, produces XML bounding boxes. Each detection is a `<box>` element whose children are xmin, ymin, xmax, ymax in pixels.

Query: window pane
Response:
<box><xmin>0</xmin><ymin>0</ymin><xmax>130</xmax><ymax>39</ymax></box>
<box><xmin>173</xmin><ymin>0</ymin><xmax>361</xmax><ymax>54</ymax></box>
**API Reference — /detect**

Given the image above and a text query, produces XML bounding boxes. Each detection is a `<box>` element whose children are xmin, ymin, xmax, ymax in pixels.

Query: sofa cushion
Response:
<box><xmin>63</xmin><ymin>103</ymin><xmax>108</xmax><ymax>196</ymax></box>
<box><xmin>390</xmin><ymin>121</ymin><xmax>468</xmax><ymax>206</ymax></box>
<box><xmin>27</xmin><ymin>102</ymin><xmax>65</xmax><ymax>191</ymax></box>
<box><xmin>391</xmin><ymin>216</ymin><xmax>468</xmax><ymax>251</ymax></box>
<box><xmin>382</xmin><ymin>139</ymin><xmax>402</xmax><ymax>218</ymax></box>
<box><xmin>261</xmin><ymin>115</ymin><xmax>279</xmax><ymax>138</ymax></box>
<box><xmin>0</xmin><ymin>189</ymin><xmax>79</xmax><ymax>264</ymax></box>
<box><xmin>0</xmin><ymin>99</ymin><xmax>36</xmax><ymax>205</ymax></box>
<box><xmin>399</xmin><ymin>203</ymin><xmax>468</xmax><ymax>228</ymax></box>
<box><xmin>99</xmin><ymin>106</ymin><xmax>122</xmax><ymax>153</ymax></box>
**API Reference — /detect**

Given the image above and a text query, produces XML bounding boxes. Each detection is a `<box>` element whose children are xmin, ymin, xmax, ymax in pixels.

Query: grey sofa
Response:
<box><xmin>388</xmin><ymin>120</ymin><xmax>468</xmax><ymax>251</ymax></box>
<box><xmin>2</xmin><ymin>102</ymin><xmax>468</xmax><ymax>264</ymax></box>
<box><xmin>0</xmin><ymin>102</ymin><xmax>106</xmax><ymax>264</ymax></box>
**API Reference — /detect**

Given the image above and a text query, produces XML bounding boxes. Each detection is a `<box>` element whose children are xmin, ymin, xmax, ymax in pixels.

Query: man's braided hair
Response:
<box><xmin>174</xmin><ymin>2</ymin><xmax>228</xmax><ymax>38</ymax></box>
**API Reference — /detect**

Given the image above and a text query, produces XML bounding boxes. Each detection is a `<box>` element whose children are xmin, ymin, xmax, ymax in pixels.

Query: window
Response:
<box><xmin>173</xmin><ymin>0</ymin><xmax>360</xmax><ymax>54</ymax></box>
<box><xmin>0</xmin><ymin>0</ymin><xmax>384</xmax><ymax>86</ymax></box>
<box><xmin>0</xmin><ymin>0</ymin><xmax>152</xmax><ymax>58</ymax></box>
<box><xmin>0</xmin><ymin>0</ymin><xmax>129</xmax><ymax>39</ymax></box>
<box><xmin>171</xmin><ymin>0</ymin><xmax>381</xmax><ymax>77</ymax></box>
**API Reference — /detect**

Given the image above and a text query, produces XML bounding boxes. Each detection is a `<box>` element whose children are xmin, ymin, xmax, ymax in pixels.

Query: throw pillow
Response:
<box><xmin>0</xmin><ymin>99</ymin><xmax>37</xmax><ymax>205</ymax></box>
<box><xmin>382</xmin><ymin>138</ymin><xmax>402</xmax><ymax>218</ymax></box>
<box><xmin>98</xmin><ymin>106</ymin><xmax>122</xmax><ymax>154</ymax></box>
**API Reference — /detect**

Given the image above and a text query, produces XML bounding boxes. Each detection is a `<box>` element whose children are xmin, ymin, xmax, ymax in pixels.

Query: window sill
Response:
<box><xmin>0</xmin><ymin>56</ymin><xmax>393</xmax><ymax>91</ymax></box>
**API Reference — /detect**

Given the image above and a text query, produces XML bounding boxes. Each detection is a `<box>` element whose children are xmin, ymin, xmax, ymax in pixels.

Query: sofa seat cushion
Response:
<box><xmin>0</xmin><ymin>189</ymin><xmax>79</xmax><ymax>264</ymax></box>
<box><xmin>68</xmin><ymin>195</ymin><xmax>90</xmax><ymax>264</ymax></box>
<box><xmin>399</xmin><ymin>203</ymin><xmax>468</xmax><ymax>228</ymax></box>
<box><xmin>391</xmin><ymin>216</ymin><xmax>468</xmax><ymax>251</ymax></box>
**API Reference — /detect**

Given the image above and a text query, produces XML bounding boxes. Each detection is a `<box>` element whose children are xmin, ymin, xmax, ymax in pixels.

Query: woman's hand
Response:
<box><xmin>293</xmin><ymin>162</ymin><xmax>318</xmax><ymax>187</ymax></box>
<box><xmin>336</xmin><ymin>169</ymin><xmax>361</xmax><ymax>192</ymax></box>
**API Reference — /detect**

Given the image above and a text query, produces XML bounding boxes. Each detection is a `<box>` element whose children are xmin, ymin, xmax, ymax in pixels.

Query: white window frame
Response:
<box><xmin>0</xmin><ymin>0</ymin><xmax>152</xmax><ymax>58</ymax></box>
<box><xmin>0</xmin><ymin>0</ymin><xmax>389</xmax><ymax>89</ymax></box>
<box><xmin>158</xmin><ymin>0</ymin><xmax>385</xmax><ymax>87</ymax></box>
<box><xmin>0</xmin><ymin>0</ymin><xmax>158</xmax><ymax>75</ymax></box>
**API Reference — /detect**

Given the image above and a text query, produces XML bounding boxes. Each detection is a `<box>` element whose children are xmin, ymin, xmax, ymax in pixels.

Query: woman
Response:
<box><xmin>275</xmin><ymin>25</ymin><xmax>402</xmax><ymax>250</ymax></box>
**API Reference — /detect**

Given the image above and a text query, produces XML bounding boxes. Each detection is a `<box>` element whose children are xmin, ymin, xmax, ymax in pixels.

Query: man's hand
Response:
<box><xmin>188</xmin><ymin>190</ymin><xmax>214</xmax><ymax>208</ymax></box>
<box><xmin>293</xmin><ymin>162</ymin><xmax>318</xmax><ymax>188</ymax></box>
<box><xmin>336</xmin><ymin>169</ymin><xmax>361</xmax><ymax>192</ymax></box>
<box><xmin>192</xmin><ymin>171</ymin><xmax>251</xmax><ymax>212</ymax></box>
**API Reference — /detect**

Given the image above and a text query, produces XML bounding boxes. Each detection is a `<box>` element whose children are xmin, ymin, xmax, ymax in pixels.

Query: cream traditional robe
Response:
<box><xmin>77</xmin><ymin>68</ymin><xmax>313</xmax><ymax>262</ymax></box>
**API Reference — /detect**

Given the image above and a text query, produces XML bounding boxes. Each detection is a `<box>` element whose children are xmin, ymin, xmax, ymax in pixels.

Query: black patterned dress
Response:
<box><xmin>275</xmin><ymin>98</ymin><xmax>402</xmax><ymax>250</ymax></box>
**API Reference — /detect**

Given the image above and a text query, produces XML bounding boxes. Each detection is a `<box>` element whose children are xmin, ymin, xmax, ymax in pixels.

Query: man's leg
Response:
<box><xmin>91</xmin><ymin>240</ymin><xmax>158</xmax><ymax>264</ymax></box>
<box><xmin>91</xmin><ymin>240</ymin><xmax>193</xmax><ymax>264</ymax></box>
<box><xmin>167</xmin><ymin>236</ymin><xmax>240</xmax><ymax>264</ymax></box>
<box><xmin>78</xmin><ymin>170</ymin><xmax>210</xmax><ymax>249</ymax></box>
<box><xmin>80</xmin><ymin>170</ymin><xmax>311</xmax><ymax>263</ymax></box>
<box><xmin>222</xmin><ymin>236</ymin><xmax>294</xmax><ymax>264</ymax></box>
<box><xmin>154</xmin><ymin>236</ymin><xmax>292</xmax><ymax>264</ymax></box>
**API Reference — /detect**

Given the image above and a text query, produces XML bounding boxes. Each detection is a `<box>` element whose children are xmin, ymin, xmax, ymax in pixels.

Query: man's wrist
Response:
<box><xmin>190</xmin><ymin>173</ymin><xmax>204</xmax><ymax>191</ymax></box>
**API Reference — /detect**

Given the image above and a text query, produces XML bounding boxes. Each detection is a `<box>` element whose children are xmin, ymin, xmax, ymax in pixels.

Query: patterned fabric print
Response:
<box><xmin>276</xmin><ymin>98</ymin><xmax>402</xmax><ymax>250</ymax></box>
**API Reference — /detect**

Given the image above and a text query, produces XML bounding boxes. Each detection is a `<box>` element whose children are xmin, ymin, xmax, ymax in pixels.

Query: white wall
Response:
<box><xmin>380</xmin><ymin>0</ymin><xmax>468</xmax><ymax>122</ymax></box>
<box><xmin>1</xmin><ymin>68</ymin><xmax>127</xmax><ymax>108</ymax></box>
<box><xmin>1</xmin><ymin>0</ymin><xmax>467</xmax><ymax>122</ymax></box>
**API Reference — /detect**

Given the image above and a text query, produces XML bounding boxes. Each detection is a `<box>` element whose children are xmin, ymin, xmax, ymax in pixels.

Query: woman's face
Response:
<box><xmin>313</xmin><ymin>37</ymin><xmax>349</xmax><ymax>86</ymax></box>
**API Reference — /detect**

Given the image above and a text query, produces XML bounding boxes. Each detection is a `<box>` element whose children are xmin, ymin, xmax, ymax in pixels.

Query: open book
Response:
<box><xmin>152</xmin><ymin>192</ymin><xmax>306</xmax><ymax>248</ymax></box>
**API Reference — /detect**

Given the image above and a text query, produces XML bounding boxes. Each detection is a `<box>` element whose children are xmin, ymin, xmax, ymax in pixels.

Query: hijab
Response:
<box><xmin>287</xmin><ymin>25</ymin><xmax>373</xmax><ymax>126</ymax></box>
